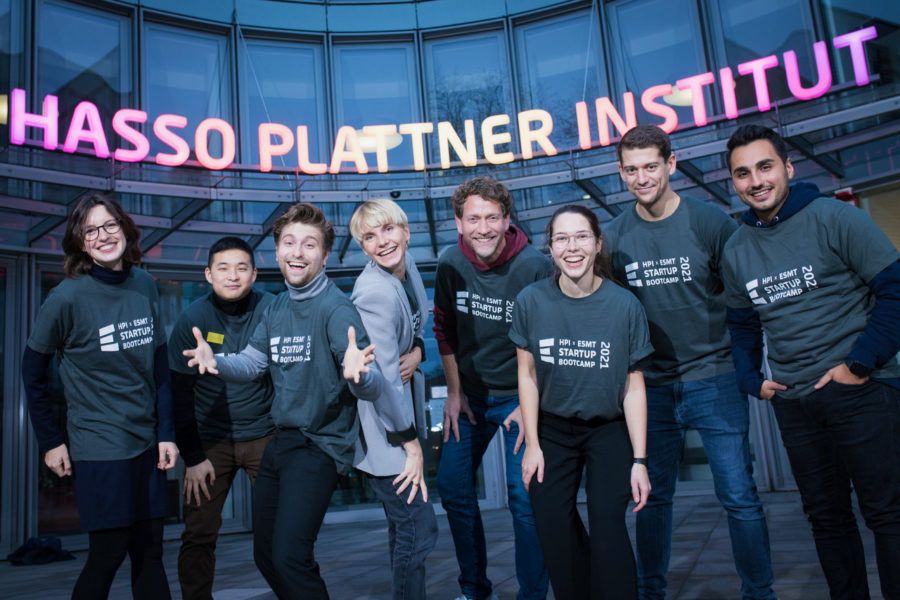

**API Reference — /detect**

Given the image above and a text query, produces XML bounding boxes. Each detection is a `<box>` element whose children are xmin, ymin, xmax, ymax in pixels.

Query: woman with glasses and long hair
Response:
<box><xmin>509</xmin><ymin>204</ymin><xmax>653</xmax><ymax>600</ymax></box>
<box><xmin>22</xmin><ymin>191</ymin><xmax>178</xmax><ymax>599</ymax></box>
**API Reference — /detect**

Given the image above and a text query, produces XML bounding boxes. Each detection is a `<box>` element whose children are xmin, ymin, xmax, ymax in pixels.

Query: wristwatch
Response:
<box><xmin>633</xmin><ymin>457</ymin><xmax>648</xmax><ymax>466</ymax></box>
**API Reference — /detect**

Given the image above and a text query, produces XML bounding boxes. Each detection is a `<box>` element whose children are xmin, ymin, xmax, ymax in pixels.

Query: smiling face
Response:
<box><xmin>549</xmin><ymin>211</ymin><xmax>600</xmax><ymax>284</ymax></box>
<box><xmin>455</xmin><ymin>195</ymin><xmax>510</xmax><ymax>266</ymax></box>
<box><xmin>276</xmin><ymin>222</ymin><xmax>328</xmax><ymax>287</ymax></box>
<box><xmin>82</xmin><ymin>204</ymin><xmax>126</xmax><ymax>270</ymax></box>
<box><xmin>360</xmin><ymin>222</ymin><xmax>409</xmax><ymax>276</ymax></box>
<box><xmin>205</xmin><ymin>248</ymin><xmax>257</xmax><ymax>301</ymax></box>
<box><xmin>619</xmin><ymin>146</ymin><xmax>677</xmax><ymax>214</ymax></box>
<box><xmin>729</xmin><ymin>139</ymin><xmax>794</xmax><ymax>222</ymax></box>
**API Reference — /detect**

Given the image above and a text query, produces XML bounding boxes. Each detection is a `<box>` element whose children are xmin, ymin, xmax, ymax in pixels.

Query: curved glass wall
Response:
<box><xmin>2</xmin><ymin>0</ymin><xmax>899</xmax><ymax>543</ymax></box>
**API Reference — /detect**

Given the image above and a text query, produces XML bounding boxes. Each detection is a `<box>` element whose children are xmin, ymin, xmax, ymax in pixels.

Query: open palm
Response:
<box><xmin>343</xmin><ymin>326</ymin><xmax>375</xmax><ymax>383</ymax></box>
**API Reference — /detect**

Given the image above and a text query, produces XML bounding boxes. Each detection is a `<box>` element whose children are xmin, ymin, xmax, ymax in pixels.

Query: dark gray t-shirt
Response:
<box><xmin>246</xmin><ymin>281</ymin><xmax>371</xmax><ymax>473</ymax></box>
<box><xmin>168</xmin><ymin>290</ymin><xmax>275</xmax><ymax>442</ymax></box>
<box><xmin>27</xmin><ymin>268</ymin><xmax>163</xmax><ymax>460</ymax></box>
<box><xmin>605</xmin><ymin>197</ymin><xmax>737</xmax><ymax>385</ymax></box>
<box><xmin>509</xmin><ymin>278</ymin><xmax>653</xmax><ymax>420</ymax></box>
<box><xmin>723</xmin><ymin>197</ymin><xmax>900</xmax><ymax>399</ymax></box>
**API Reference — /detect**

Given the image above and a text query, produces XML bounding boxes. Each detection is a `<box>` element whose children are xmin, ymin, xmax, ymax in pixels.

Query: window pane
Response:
<box><xmin>515</xmin><ymin>9</ymin><xmax>608</xmax><ymax>151</ymax></box>
<box><xmin>424</xmin><ymin>30</ymin><xmax>515</xmax><ymax>160</ymax></box>
<box><xmin>607</xmin><ymin>0</ymin><xmax>708</xmax><ymax>126</ymax></box>
<box><xmin>36</xmin><ymin>0</ymin><xmax>131</xmax><ymax>150</ymax></box>
<box><xmin>240</xmin><ymin>38</ymin><xmax>327</xmax><ymax>167</ymax></box>
<box><xmin>144</xmin><ymin>23</ymin><xmax>232</xmax><ymax>157</ymax></box>
<box><xmin>0</xmin><ymin>0</ymin><xmax>12</xmax><ymax>152</ymax></box>
<box><xmin>332</xmin><ymin>43</ymin><xmax>419</xmax><ymax>169</ymax></box>
<box><xmin>713</xmin><ymin>0</ymin><xmax>817</xmax><ymax>105</ymax></box>
<box><xmin>820</xmin><ymin>0</ymin><xmax>900</xmax><ymax>84</ymax></box>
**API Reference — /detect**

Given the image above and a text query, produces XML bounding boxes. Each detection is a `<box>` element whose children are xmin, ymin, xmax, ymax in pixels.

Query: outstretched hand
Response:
<box><xmin>343</xmin><ymin>326</ymin><xmax>376</xmax><ymax>383</ymax></box>
<box><xmin>183</xmin><ymin>327</ymin><xmax>218</xmax><ymax>375</ymax></box>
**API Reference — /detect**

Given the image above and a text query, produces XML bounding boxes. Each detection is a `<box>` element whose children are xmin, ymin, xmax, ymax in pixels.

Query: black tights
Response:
<box><xmin>72</xmin><ymin>518</ymin><xmax>171</xmax><ymax>600</ymax></box>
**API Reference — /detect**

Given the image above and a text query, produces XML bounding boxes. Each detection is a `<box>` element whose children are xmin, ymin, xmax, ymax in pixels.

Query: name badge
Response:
<box><xmin>206</xmin><ymin>331</ymin><xmax>225</xmax><ymax>345</ymax></box>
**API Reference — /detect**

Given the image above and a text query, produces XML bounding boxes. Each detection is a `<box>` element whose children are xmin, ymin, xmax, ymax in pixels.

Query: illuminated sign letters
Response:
<box><xmin>6</xmin><ymin>27</ymin><xmax>879</xmax><ymax>174</ymax></box>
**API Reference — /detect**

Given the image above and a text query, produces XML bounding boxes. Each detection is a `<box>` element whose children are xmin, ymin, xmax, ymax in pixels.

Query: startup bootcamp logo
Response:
<box><xmin>98</xmin><ymin>316</ymin><xmax>154</xmax><ymax>352</ymax></box>
<box><xmin>270</xmin><ymin>334</ymin><xmax>312</xmax><ymax>364</ymax></box>
<box><xmin>456</xmin><ymin>290</ymin><xmax>514</xmax><ymax>323</ymax></box>
<box><xmin>538</xmin><ymin>337</ymin><xmax>610</xmax><ymax>369</ymax></box>
<box><xmin>745</xmin><ymin>264</ymin><xmax>819</xmax><ymax>305</ymax></box>
<box><xmin>625</xmin><ymin>256</ymin><xmax>692</xmax><ymax>288</ymax></box>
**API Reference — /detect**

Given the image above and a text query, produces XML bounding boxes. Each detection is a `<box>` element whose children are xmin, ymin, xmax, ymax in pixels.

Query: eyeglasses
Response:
<box><xmin>83</xmin><ymin>220</ymin><xmax>121</xmax><ymax>241</ymax></box>
<box><xmin>549</xmin><ymin>231</ymin><xmax>595</xmax><ymax>249</ymax></box>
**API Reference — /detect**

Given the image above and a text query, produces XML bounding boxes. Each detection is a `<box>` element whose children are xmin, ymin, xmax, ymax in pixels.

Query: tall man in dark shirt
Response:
<box><xmin>723</xmin><ymin>125</ymin><xmax>900</xmax><ymax>599</ymax></box>
<box><xmin>434</xmin><ymin>176</ymin><xmax>550</xmax><ymax>600</ymax></box>
<box><xmin>606</xmin><ymin>125</ymin><xmax>775</xmax><ymax>600</ymax></box>
<box><xmin>168</xmin><ymin>237</ymin><xmax>275</xmax><ymax>600</ymax></box>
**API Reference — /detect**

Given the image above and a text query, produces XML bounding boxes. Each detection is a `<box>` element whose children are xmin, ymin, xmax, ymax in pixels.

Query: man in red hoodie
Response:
<box><xmin>434</xmin><ymin>177</ymin><xmax>551</xmax><ymax>600</ymax></box>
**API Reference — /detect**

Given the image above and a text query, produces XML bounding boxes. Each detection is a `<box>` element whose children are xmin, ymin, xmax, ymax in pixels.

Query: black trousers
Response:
<box><xmin>529</xmin><ymin>412</ymin><xmax>636</xmax><ymax>600</ymax></box>
<box><xmin>72</xmin><ymin>518</ymin><xmax>170</xmax><ymax>600</ymax></box>
<box><xmin>773</xmin><ymin>380</ymin><xmax>900</xmax><ymax>600</ymax></box>
<box><xmin>252</xmin><ymin>429</ymin><xmax>340</xmax><ymax>600</ymax></box>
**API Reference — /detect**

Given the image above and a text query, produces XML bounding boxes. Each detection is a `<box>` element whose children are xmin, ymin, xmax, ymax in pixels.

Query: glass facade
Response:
<box><xmin>0</xmin><ymin>0</ymin><xmax>897</xmax><ymax>547</ymax></box>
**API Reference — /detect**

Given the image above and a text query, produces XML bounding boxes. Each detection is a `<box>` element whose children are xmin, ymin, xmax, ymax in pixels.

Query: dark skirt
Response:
<box><xmin>73</xmin><ymin>446</ymin><xmax>170</xmax><ymax>532</ymax></box>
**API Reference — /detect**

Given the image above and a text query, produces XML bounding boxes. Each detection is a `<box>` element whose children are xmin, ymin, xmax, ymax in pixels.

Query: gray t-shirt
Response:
<box><xmin>509</xmin><ymin>278</ymin><xmax>653</xmax><ymax>420</ymax></box>
<box><xmin>723</xmin><ymin>197</ymin><xmax>900</xmax><ymax>399</ymax></box>
<box><xmin>605</xmin><ymin>197</ymin><xmax>737</xmax><ymax>386</ymax></box>
<box><xmin>168</xmin><ymin>290</ymin><xmax>275</xmax><ymax>442</ymax></box>
<box><xmin>27</xmin><ymin>268</ymin><xmax>163</xmax><ymax>460</ymax></box>
<box><xmin>245</xmin><ymin>281</ymin><xmax>372</xmax><ymax>473</ymax></box>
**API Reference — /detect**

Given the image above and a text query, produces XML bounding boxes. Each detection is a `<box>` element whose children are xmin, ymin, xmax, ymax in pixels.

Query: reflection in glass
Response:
<box><xmin>712</xmin><ymin>0</ymin><xmax>817</xmax><ymax>105</ymax></box>
<box><xmin>333</xmin><ymin>43</ymin><xmax>419</xmax><ymax>169</ymax></box>
<box><xmin>36</xmin><ymin>0</ymin><xmax>131</xmax><ymax>150</ymax></box>
<box><xmin>606</xmin><ymin>0</ymin><xmax>708</xmax><ymax>126</ymax></box>
<box><xmin>239</xmin><ymin>38</ymin><xmax>327</xmax><ymax>167</ymax></box>
<box><xmin>424</xmin><ymin>30</ymin><xmax>515</xmax><ymax>161</ymax></box>
<box><xmin>144</xmin><ymin>23</ymin><xmax>232</xmax><ymax>158</ymax></box>
<box><xmin>515</xmin><ymin>9</ymin><xmax>608</xmax><ymax>151</ymax></box>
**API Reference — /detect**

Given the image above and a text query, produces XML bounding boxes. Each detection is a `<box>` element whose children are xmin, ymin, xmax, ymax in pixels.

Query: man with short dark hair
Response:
<box><xmin>184</xmin><ymin>203</ymin><xmax>383</xmax><ymax>599</ymax></box>
<box><xmin>606</xmin><ymin>125</ymin><xmax>775</xmax><ymax>600</ymax></box>
<box><xmin>723</xmin><ymin>124</ymin><xmax>900</xmax><ymax>599</ymax></box>
<box><xmin>169</xmin><ymin>236</ymin><xmax>275</xmax><ymax>600</ymax></box>
<box><xmin>434</xmin><ymin>176</ymin><xmax>550</xmax><ymax>600</ymax></box>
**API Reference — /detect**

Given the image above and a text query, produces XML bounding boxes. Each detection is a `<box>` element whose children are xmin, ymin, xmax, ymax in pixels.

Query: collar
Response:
<box><xmin>89</xmin><ymin>262</ymin><xmax>130</xmax><ymax>284</ymax></box>
<box><xmin>741</xmin><ymin>182</ymin><xmax>821</xmax><ymax>228</ymax></box>
<box><xmin>285</xmin><ymin>269</ymin><xmax>328</xmax><ymax>301</ymax></box>
<box><xmin>458</xmin><ymin>223</ymin><xmax>529</xmax><ymax>272</ymax></box>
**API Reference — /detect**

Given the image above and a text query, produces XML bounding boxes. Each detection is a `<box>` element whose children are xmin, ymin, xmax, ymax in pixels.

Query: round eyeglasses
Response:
<box><xmin>83</xmin><ymin>220</ymin><xmax>121</xmax><ymax>241</ymax></box>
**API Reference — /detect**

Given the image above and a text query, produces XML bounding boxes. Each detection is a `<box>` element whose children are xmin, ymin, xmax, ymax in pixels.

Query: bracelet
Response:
<box><xmin>633</xmin><ymin>457</ymin><xmax>648</xmax><ymax>465</ymax></box>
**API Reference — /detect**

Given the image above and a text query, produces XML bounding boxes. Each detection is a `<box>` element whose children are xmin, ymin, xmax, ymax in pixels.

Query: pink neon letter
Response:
<box><xmin>676</xmin><ymin>72</ymin><xmax>716</xmax><ymax>127</ymax></box>
<box><xmin>575</xmin><ymin>101</ymin><xmax>592</xmax><ymax>150</ymax></box>
<box><xmin>112</xmin><ymin>109</ymin><xmax>149</xmax><ymax>162</ymax></box>
<box><xmin>153</xmin><ymin>114</ymin><xmax>190</xmax><ymax>167</ymax></box>
<box><xmin>833</xmin><ymin>26</ymin><xmax>878</xmax><ymax>86</ymax></box>
<box><xmin>785</xmin><ymin>41</ymin><xmax>832</xmax><ymax>101</ymax></box>
<box><xmin>296</xmin><ymin>126</ymin><xmax>328</xmax><ymax>175</ymax></box>
<box><xmin>258</xmin><ymin>123</ymin><xmax>293</xmax><ymax>173</ymax></box>
<box><xmin>719</xmin><ymin>67</ymin><xmax>739</xmax><ymax>119</ymax></box>
<box><xmin>640</xmin><ymin>85</ymin><xmax>678</xmax><ymax>133</ymax></box>
<box><xmin>595</xmin><ymin>93</ymin><xmax>636</xmax><ymax>147</ymax></box>
<box><xmin>62</xmin><ymin>101</ymin><xmax>110</xmax><ymax>158</ymax></box>
<box><xmin>10</xmin><ymin>89</ymin><xmax>59</xmax><ymax>150</ymax></box>
<box><xmin>738</xmin><ymin>55</ymin><xmax>779</xmax><ymax>112</ymax></box>
<box><xmin>195</xmin><ymin>118</ymin><xmax>235</xmax><ymax>170</ymax></box>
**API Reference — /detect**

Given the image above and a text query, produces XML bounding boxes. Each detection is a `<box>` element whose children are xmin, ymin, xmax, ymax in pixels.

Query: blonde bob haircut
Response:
<box><xmin>349</xmin><ymin>198</ymin><xmax>410</xmax><ymax>244</ymax></box>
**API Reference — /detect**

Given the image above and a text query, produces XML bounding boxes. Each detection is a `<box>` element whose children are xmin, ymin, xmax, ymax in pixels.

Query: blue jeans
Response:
<box><xmin>437</xmin><ymin>394</ymin><xmax>549</xmax><ymax>600</ymax></box>
<box><xmin>635</xmin><ymin>372</ymin><xmax>775</xmax><ymax>600</ymax></box>
<box><xmin>368</xmin><ymin>475</ymin><xmax>439</xmax><ymax>600</ymax></box>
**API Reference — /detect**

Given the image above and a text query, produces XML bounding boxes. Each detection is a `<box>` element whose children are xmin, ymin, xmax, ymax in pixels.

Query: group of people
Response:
<box><xmin>23</xmin><ymin>123</ymin><xmax>899</xmax><ymax>600</ymax></box>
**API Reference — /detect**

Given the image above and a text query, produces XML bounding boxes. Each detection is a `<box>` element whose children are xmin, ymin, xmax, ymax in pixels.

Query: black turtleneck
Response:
<box><xmin>211</xmin><ymin>290</ymin><xmax>253</xmax><ymax>317</ymax></box>
<box><xmin>89</xmin><ymin>262</ymin><xmax>131</xmax><ymax>284</ymax></box>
